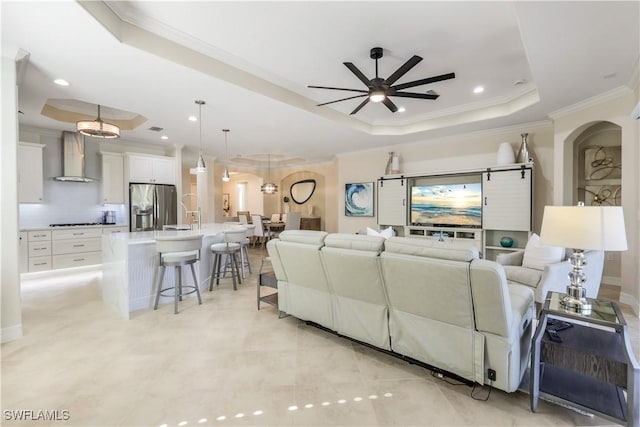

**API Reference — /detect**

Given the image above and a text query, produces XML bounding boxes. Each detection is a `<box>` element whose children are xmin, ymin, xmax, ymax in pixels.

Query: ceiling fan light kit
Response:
<box><xmin>308</xmin><ymin>46</ymin><xmax>455</xmax><ymax>115</ymax></box>
<box><xmin>76</xmin><ymin>104</ymin><xmax>120</xmax><ymax>138</ymax></box>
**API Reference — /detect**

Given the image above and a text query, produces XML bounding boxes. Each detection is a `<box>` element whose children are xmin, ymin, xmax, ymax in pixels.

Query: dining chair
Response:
<box><xmin>237</xmin><ymin>210</ymin><xmax>251</xmax><ymax>224</ymax></box>
<box><xmin>270</xmin><ymin>213</ymin><xmax>281</xmax><ymax>223</ymax></box>
<box><xmin>281</xmin><ymin>213</ymin><xmax>288</xmax><ymax>224</ymax></box>
<box><xmin>252</xmin><ymin>214</ymin><xmax>275</xmax><ymax>247</ymax></box>
<box><xmin>284</xmin><ymin>212</ymin><xmax>301</xmax><ymax>231</ymax></box>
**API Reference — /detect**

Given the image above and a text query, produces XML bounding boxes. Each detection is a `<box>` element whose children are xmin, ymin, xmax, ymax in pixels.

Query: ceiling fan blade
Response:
<box><xmin>350</xmin><ymin>98</ymin><xmax>370</xmax><ymax>115</ymax></box>
<box><xmin>382</xmin><ymin>97</ymin><xmax>398</xmax><ymax>113</ymax></box>
<box><xmin>308</xmin><ymin>85</ymin><xmax>368</xmax><ymax>93</ymax></box>
<box><xmin>385</xmin><ymin>55</ymin><xmax>423</xmax><ymax>86</ymax></box>
<box><xmin>391</xmin><ymin>91</ymin><xmax>439</xmax><ymax>100</ymax></box>
<box><xmin>392</xmin><ymin>72</ymin><xmax>456</xmax><ymax>91</ymax></box>
<box><xmin>343</xmin><ymin>62</ymin><xmax>371</xmax><ymax>87</ymax></box>
<box><xmin>317</xmin><ymin>94</ymin><xmax>367</xmax><ymax>107</ymax></box>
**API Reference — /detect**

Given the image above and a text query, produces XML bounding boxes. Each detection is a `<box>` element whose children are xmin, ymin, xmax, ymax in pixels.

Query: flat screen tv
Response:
<box><xmin>410</xmin><ymin>182</ymin><xmax>482</xmax><ymax>228</ymax></box>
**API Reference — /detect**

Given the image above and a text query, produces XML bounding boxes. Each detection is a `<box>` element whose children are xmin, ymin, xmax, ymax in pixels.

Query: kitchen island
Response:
<box><xmin>102</xmin><ymin>224</ymin><xmax>244</xmax><ymax>319</ymax></box>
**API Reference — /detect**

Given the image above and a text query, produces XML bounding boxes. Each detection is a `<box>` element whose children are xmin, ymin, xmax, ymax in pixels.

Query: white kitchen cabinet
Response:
<box><xmin>101</xmin><ymin>152</ymin><xmax>124</xmax><ymax>203</ymax></box>
<box><xmin>127</xmin><ymin>154</ymin><xmax>175</xmax><ymax>185</ymax></box>
<box><xmin>18</xmin><ymin>142</ymin><xmax>45</xmax><ymax>203</ymax></box>
<box><xmin>377</xmin><ymin>178</ymin><xmax>407</xmax><ymax>226</ymax></box>
<box><xmin>21</xmin><ymin>226</ymin><xmax>120</xmax><ymax>273</ymax></box>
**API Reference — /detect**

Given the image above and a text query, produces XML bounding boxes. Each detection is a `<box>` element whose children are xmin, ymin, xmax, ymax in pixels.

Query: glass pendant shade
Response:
<box><xmin>76</xmin><ymin>105</ymin><xmax>119</xmax><ymax>139</ymax></box>
<box><xmin>195</xmin><ymin>154</ymin><xmax>206</xmax><ymax>173</ymax></box>
<box><xmin>221</xmin><ymin>129</ymin><xmax>230</xmax><ymax>181</ymax></box>
<box><xmin>261</xmin><ymin>154</ymin><xmax>278</xmax><ymax>194</ymax></box>
<box><xmin>194</xmin><ymin>100</ymin><xmax>206</xmax><ymax>173</ymax></box>
<box><xmin>261</xmin><ymin>182</ymin><xmax>278</xmax><ymax>194</ymax></box>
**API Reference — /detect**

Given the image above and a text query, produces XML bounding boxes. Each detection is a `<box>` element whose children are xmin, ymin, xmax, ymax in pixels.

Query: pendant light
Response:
<box><xmin>76</xmin><ymin>104</ymin><xmax>120</xmax><ymax>139</ymax></box>
<box><xmin>222</xmin><ymin>129</ymin><xmax>230</xmax><ymax>182</ymax></box>
<box><xmin>194</xmin><ymin>100</ymin><xmax>206</xmax><ymax>173</ymax></box>
<box><xmin>261</xmin><ymin>154</ymin><xmax>278</xmax><ymax>194</ymax></box>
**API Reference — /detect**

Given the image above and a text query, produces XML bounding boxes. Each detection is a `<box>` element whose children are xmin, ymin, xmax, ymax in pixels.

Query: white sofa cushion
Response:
<box><xmin>325</xmin><ymin>233</ymin><xmax>385</xmax><ymax>252</ymax></box>
<box><xmin>278</xmin><ymin>230</ymin><xmax>327</xmax><ymax>245</ymax></box>
<box><xmin>384</xmin><ymin>236</ymin><xmax>479</xmax><ymax>261</ymax></box>
<box><xmin>522</xmin><ymin>233</ymin><xmax>564</xmax><ymax>271</ymax></box>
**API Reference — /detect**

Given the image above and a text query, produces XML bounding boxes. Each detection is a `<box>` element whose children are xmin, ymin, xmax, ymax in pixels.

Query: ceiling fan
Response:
<box><xmin>308</xmin><ymin>47</ymin><xmax>455</xmax><ymax>115</ymax></box>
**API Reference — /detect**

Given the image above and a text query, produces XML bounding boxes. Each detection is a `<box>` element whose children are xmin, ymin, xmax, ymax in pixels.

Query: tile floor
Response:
<box><xmin>2</xmin><ymin>247</ymin><xmax>638</xmax><ymax>426</ymax></box>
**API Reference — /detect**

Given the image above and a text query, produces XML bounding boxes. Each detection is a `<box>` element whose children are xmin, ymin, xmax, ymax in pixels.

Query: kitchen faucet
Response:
<box><xmin>181</xmin><ymin>193</ymin><xmax>201</xmax><ymax>230</ymax></box>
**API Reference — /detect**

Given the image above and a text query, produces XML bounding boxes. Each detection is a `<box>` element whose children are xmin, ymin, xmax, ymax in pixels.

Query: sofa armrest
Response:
<box><xmin>496</xmin><ymin>250</ymin><xmax>524</xmax><ymax>266</ymax></box>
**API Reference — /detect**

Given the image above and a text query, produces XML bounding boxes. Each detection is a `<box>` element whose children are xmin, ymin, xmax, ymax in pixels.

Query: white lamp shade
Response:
<box><xmin>540</xmin><ymin>205</ymin><xmax>627</xmax><ymax>251</ymax></box>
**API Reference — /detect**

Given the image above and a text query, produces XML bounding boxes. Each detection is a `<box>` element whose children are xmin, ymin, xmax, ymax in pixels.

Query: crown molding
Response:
<box><xmin>548</xmin><ymin>86</ymin><xmax>633</xmax><ymax>120</ymax></box>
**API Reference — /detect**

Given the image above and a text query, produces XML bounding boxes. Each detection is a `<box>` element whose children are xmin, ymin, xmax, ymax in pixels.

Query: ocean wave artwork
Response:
<box><xmin>345</xmin><ymin>182</ymin><xmax>374</xmax><ymax>217</ymax></box>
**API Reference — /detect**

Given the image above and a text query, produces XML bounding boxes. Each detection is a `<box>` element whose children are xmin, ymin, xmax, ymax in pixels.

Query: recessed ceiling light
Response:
<box><xmin>188</xmin><ymin>116</ymin><xmax>197</xmax><ymax>122</ymax></box>
<box><xmin>160</xmin><ymin>135</ymin><xmax>168</xmax><ymax>140</ymax></box>
<box><xmin>54</xmin><ymin>79</ymin><xmax>69</xmax><ymax>86</ymax></box>
<box><xmin>514</xmin><ymin>79</ymin><xmax>527</xmax><ymax>85</ymax></box>
<box><xmin>398</xmin><ymin>107</ymin><xmax>406</xmax><ymax>113</ymax></box>
<box><xmin>473</xmin><ymin>86</ymin><xmax>484</xmax><ymax>94</ymax></box>
<box><xmin>604</xmin><ymin>72</ymin><xmax>617</xmax><ymax>79</ymax></box>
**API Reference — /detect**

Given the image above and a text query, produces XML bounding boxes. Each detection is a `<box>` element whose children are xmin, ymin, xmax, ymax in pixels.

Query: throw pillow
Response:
<box><xmin>522</xmin><ymin>233</ymin><xmax>565</xmax><ymax>271</ymax></box>
<box><xmin>366</xmin><ymin>226</ymin><xmax>394</xmax><ymax>239</ymax></box>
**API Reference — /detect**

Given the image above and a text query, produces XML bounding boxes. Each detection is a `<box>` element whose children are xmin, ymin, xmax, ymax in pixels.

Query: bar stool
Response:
<box><xmin>153</xmin><ymin>234</ymin><xmax>203</xmax><ymax>314</ymax></box>
<box><xmin>239</xmin><ymin>225</ymin><xmax>254</xmax><ymax>278</ymax></box>
<box><xmin>210</xmin><ymin>229</ymin><xmax>245</xmax><ymax>291</ymax></box>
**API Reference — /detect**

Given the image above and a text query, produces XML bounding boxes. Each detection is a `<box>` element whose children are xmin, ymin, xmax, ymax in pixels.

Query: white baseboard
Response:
<box><xmin>601</xmin><ymin>275</ymin><xmax>622</xmax><ymax>286</ymax></box>
<box><xmin>620</xmin><ymin>292</ymin><xmax>640</xmax><ymax>317</ymax></box>
<box><xmin>1</xmin><ymin>323</ymin><xmax>23</xmax><ymax>343</ymax></box>
<box><xmin>20</xmin><ymin>264</ymin><xmax>101</xmax><ymax>281</ymax></box>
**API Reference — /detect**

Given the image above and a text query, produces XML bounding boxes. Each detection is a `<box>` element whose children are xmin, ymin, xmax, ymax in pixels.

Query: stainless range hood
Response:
<box><xmin>54</xmin><ymin>131</ymin><xmax>97</xmax><ymax>182</ymax></box>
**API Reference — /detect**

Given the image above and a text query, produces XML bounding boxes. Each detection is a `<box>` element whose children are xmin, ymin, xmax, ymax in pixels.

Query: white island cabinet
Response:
<box><xmin>101</xmin><ymin>224</ymin><xmax>244</xmax><ymax>319</ymax></box>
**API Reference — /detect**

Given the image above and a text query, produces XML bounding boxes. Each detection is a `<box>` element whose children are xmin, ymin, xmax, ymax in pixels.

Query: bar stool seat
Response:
<box><xmin>154</xmin><ymin>234</ymin><xmax>203</xmax><ymax>314</ymax></box>
<box><xmin>210</xmin><ymin>228</ymin><xmax>245</xmax><ymax>291</ymax></box>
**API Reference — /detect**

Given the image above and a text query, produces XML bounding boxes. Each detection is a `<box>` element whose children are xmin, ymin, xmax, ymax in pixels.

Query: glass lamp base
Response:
<box><xmin>560</xmin><ymin>285</ymin><xmax>592</xmax><ymax>314</ymax></box>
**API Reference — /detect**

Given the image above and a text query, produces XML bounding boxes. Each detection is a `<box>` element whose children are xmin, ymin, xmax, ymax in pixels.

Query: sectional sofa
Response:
<box><xmin>266</xmin><ymin>230</ymin><xmax>535</xmax><ymax>393</ymax></box>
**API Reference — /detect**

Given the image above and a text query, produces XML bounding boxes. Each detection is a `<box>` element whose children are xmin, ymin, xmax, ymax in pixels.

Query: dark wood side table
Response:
<box><xmin>531</xmin><ymin>291</ymin><xmax>639</xmax><ymax>427</ymax></box>
<box><xmin>257</xmin><ymin>257</ymin><xmax>279</xmax><ymax>312</ymax></box>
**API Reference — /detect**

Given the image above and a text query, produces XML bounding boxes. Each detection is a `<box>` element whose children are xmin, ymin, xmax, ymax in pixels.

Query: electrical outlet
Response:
<box><xmin>488</xmin><ymin>369</ymin><xmax>497</xmax><ymax>381</ymax></box>
<box><xmin>606</xmin><ymin>252</ymin><xmax>614</xmax><ymax>261</ymax></box>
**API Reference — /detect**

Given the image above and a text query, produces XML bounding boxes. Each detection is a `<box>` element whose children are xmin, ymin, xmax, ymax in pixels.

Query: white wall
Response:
<box><xmin>1</xmin><ymin>53</ymin><xmax>22</xmax><ymax>342</ymax></box>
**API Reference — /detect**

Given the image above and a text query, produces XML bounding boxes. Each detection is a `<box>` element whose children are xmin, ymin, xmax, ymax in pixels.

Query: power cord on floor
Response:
<box><xmin>430</xmin><ymin>370</ymin><xmax>492</xmax><ymax>401</ymax></box>
<box><xmin>430</xmin><ymin>371</ymin><xmax>467</xmax><ymax>386</ymax></box>
<box><xmin>470</xmin><ymin>381</ymin><xmax>492</xmax><ymax>401</ymax></box>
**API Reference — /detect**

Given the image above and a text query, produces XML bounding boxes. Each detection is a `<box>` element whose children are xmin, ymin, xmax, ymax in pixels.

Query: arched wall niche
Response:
<box><xmin>281</xmin><ymin>170</ymin><xmax>325</xmax><ymax>225</ymax></box>
<box><xmin>570</xmin><ymin>121</ymin><xmax>623</xmax><ymax>286</ymax></box>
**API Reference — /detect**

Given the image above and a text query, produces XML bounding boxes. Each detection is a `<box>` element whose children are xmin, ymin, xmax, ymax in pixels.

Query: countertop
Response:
<box><xmin>20</xmin><ymin>224</ymin><xmax>129</xmax><ymax>231</ymax></box>
<box><xmin>106</xmin><ymin>223</ymin><xmax>247</xmax><ymax>244</ymax></box>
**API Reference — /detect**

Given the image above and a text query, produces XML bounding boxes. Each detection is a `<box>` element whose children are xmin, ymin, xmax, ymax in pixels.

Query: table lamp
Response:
<box><xmin>540</xmin><ymin>202</ymin><xmax>627</xmax><ymax>314</ymax></box>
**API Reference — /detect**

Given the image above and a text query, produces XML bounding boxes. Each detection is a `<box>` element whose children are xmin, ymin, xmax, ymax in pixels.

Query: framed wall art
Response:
<box><xmin>345</xmin><ymin>182</ymin><xmax>374</xmax><ymax>217</ymax></box>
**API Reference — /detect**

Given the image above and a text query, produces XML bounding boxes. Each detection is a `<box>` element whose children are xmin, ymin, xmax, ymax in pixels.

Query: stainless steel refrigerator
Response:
<box><xmin>129</xmin><ymin>184</ymin><xmax>177</xmax><ymax>232</ymax></box>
